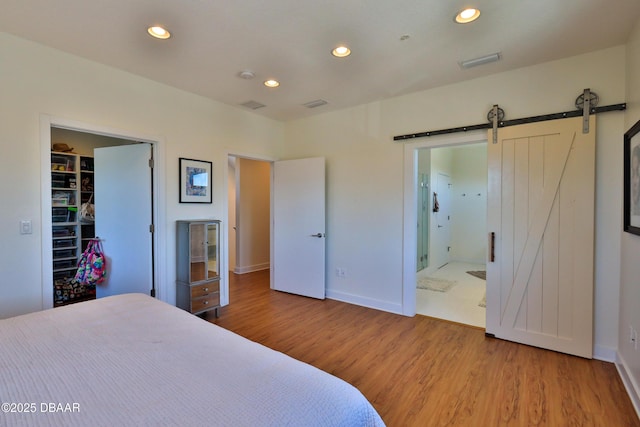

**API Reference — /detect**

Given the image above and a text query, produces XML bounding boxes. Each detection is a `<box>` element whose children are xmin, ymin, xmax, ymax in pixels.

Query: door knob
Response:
<box><xmin>310</xmin><ymin>233</ymin><xmax>325</xmax><ymax>238</ymax></box>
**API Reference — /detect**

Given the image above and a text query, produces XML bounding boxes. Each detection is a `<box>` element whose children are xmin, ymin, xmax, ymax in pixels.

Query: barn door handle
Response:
<box><xmin>489</xmin><ymin>232</ymin><xmax>495</xmax><ymax>262</ymax></box>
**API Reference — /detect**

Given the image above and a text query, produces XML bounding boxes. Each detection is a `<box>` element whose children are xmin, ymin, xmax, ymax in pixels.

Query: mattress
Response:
<box><xmin>0</xmin><ymin>293</ymin><xmax>384</xmax><ymax>426</ymax></box>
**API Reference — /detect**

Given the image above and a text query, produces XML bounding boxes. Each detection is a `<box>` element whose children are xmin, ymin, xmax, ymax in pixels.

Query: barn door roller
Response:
<box><xmin>393</xmin><ymin>88</ymin><xmax>624</xmax><ymax>142</ymax></box>
<box><xmin>576</xmin><ymin>88</ymin><xmax>599</xmax><ymax>133</ymax></box>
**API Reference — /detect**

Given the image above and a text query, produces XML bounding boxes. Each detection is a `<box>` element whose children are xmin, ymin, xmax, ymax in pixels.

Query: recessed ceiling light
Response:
<box><xmin>455</xmin><ymin>8</ymin><xmax>480</xmax><ymax>24</ymax></box>
<box><xmin>332</xmin><ymin>45</ymin><xmax>351</xmax><ymax>58</ymax></box>
<box><xmin>147</xmin><ymin>26</ymin><xmax>171</xmax><ymax>39</ymax></box>
<box><xmin>264</xmin><ymin>79</ymin><xmax>280</xmax><ymax>88</ymax></box>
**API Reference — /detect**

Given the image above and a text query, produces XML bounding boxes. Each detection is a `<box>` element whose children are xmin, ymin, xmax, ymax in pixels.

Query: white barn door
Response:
<box><xmin>486</xmin><ymin>116</ymin><xmax>595</xmax><ymax>358</ymax></box>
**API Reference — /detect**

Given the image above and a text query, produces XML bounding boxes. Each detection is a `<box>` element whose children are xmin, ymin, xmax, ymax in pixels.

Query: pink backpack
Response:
<box><xmin>74</xmin><ymin>239</ymin><xmax>107</xmax><ymax>285</ymax></box>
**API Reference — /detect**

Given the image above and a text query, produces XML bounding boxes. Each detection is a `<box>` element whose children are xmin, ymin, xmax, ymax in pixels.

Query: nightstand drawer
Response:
<box><xmin>191</xmin><ymin>281</ymin><xmax>219</xmax><ymax>298</ymax></box>
<box><xmin>191</xmin><ymin>294</ymin><xmax>220</xmax><ymax>313</ymax></box>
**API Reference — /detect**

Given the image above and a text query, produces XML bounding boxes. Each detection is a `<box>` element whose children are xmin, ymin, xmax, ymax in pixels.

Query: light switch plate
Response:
<box><xmin>20</xmin><ymin>220</ymin><xmax>32</xmax><ymax>235</ymax></box>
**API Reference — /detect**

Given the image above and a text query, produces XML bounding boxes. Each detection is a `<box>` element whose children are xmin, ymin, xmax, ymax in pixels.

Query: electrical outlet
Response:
<box><xmin>335</xmin><ymin>268</ymin><xmax>346</xmax><ymax>278</ymax></box>
<box><xmin>20</xmin><ymin>220</ymin><xmax>32</xmax><ymax>235</ymax></box>
<box><xmin>631</xmin><ymin>326</ymin><xmax>635</xmax><ymax>344</ymax></box>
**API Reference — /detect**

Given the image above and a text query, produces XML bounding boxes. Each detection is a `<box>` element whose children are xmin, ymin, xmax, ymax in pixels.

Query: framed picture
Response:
<box><xmin>179</xmin><ymin>158</ymin><xmax>212</xmax><ymax>203</ymax></box>
<box><xmin>624</xmin><ymin>119</ymin><xmax>640</xmax><ymax>235</ymax></box>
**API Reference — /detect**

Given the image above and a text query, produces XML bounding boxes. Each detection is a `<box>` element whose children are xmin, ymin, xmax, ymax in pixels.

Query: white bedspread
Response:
<box><xmin>0</xmin><ymin>293</ymin><xmax>384</xmax><ymax>426</ymax></box>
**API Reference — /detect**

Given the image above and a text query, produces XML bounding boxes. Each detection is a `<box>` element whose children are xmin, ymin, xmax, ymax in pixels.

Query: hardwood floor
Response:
<box><xmin>209</xmin><ymin>270</ymin><xmax>639</xmax><ymax>427</ymax></box>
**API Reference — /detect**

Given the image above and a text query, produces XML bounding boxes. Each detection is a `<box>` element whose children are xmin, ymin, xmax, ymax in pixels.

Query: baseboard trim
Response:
<box><xmin>233</xmin><ymin>262</ymin><xmax>270</xmax><ymax>274</ymax></box>
<box><xmin>449</xmin><ymin>257</ymin><xmax>486</xmax><ymax>265</ymax></box>
<box><xmin>616</xmin><ymin>352</ymin><xmax>640</xmax><ymax>420</ymax></box>
<box><xmin>593</xmin><ymin>345</ymin><xmax>617</xmax><ymax>362</ymax></box>
<box><xmin>326</xmin><ymin>289</ymin><xmax>402</xmax><ymax>315</ymax></box>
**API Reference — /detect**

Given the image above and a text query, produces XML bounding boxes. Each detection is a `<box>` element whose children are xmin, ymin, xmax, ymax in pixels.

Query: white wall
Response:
<box><xmin>51</xmin><ymin>128</ymin><xmax>132</xmax><ymax>156</ymax></box>
<box><xmin>0</xmin><ymin>33</ymin><xmax>284</xmax><ymax>318</ymax></box>
<box><xmin>450</xmin><ymin>144</ymin><xmax>487</xmax><ymax>264</ymax></box>
<box><xmin>236</xmin><ymin>158</ymin><xmax>271</xmax><ymax>273</ymax></box>
<box><xmin>430</xmin><ymin>146</ymin><xmax>454</xmax><ymax>172</ymax></box>
<box><xmin>429</xmin><ymin>147</ymin><xmax>453</xmax><ymax>271</ymax></box>
<box><xmin>417</xmin><ymin>149</ymin><xmax>430</xmax><ymax>175</ymax></box>
<box><xmin>284</xmin><ymin>45</ymin><xmax>626</xmax><ymax>355</ymax></box>
<box><xmin>228</xmin><ymin>156</ymin><xmax>237</xmax><ymax>271</ymax></box>
<box><xmin>0</xmin><ymin>30</ymin><xmax>632</xmax><ymax>364</ymax></box>
<box><xmin>620</xmin><ymin>17</ymin><xmax>640</xmax><ymax>410</ymax></box>
<box><xmin>285</xmin><ymin>103</ymin><xmax>405</xmax><ymax>311</ymax></box>
<box><xmin>416</xmin><ymin>144</ymin><xmax>487</xmax><ymax>269</ymax></box>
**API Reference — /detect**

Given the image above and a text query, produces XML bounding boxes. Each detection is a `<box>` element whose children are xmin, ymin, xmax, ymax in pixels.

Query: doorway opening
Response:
<box><xmin>41</xmin><ymin>117</ymin><xmax>165</xmax><ymax>310</ymax></box>
<box><xmin>224</xmin><ymin>155</ymin><xmax>327</xmax><ymax>303</ymax></box>
<box><xmin>414</xmin><ymin>144</ymin><xmax>487</xmax><ymax>328</ymax></box>
<box><xmin>227</xmin><ymin>155</ymin><xmax>271</xmax><ymax>278</ymax></box>
<box><xmin>401</xmin><ymin>131</ymin><xmax>487</xmax><ymax>323</ymax></box>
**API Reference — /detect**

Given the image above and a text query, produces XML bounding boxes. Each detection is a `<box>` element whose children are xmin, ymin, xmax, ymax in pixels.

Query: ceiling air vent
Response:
<box><xmin>240</xmin><ymin>100</ymin><xmax>266</xmax><ymax>110</ymax></box>
<box><xmin>459</xmin><ymin>52</ymin><xmax>501</xmax><ymax>69</ymax></box>
<box><xmin>303</xmin><ymin>99</ymin><xmax>328</xmax><ymax>109</ymax></box>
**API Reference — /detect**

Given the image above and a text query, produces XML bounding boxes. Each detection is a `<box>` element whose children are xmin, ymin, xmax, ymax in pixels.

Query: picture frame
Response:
<box><xmin>179</xmin><ymin>158</ymin><xmax>212</xmax><ymax>203</ymax></box>
<box><xmin>624</xmin><ymin>119</ymin><xmax>640</xmax><ymax>235</ymax></box>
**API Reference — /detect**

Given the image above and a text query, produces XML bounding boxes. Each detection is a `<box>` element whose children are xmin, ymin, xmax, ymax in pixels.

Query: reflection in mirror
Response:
<box><xmin>189</xmin><ymin>223</ymin><xmax>206</xmax><ymax>281</ymax></box>
<box><xmin>207</xmin><ymin>223</ymin><xmax>218</xmax><ymax>277</ymax></box>
<box><xmin>191</xmin><ymin>262</ymin><xmax>206</xmax><ymax>282</ymax></box>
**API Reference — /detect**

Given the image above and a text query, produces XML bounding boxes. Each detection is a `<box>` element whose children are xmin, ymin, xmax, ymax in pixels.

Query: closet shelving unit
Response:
<box><xmin>51</xmin><ymin>151</ymin><xmax>96</xmax><ymax>307</ymax></box>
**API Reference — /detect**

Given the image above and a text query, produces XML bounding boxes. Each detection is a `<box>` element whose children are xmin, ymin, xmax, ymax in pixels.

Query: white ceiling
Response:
<box><xmin>2</xmin><ymin>0</ymin><xmax>640</xmax><ymax>122</ymax></box>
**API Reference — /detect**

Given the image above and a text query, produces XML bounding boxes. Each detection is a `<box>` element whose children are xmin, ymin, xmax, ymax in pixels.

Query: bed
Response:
<box><xmin>0</xmin><ymin>293</ymin><xmax>384</xmax><ymax>426</ymax></box>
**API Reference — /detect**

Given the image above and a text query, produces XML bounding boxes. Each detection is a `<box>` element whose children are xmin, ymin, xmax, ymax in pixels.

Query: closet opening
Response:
<box><xmin>41</xmin><ymin>120</ymin><xmax>164</xmax><ymax>310</ymax></box>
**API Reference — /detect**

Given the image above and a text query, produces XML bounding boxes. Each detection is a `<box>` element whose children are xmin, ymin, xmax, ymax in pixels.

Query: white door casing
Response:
<box><xmin>402</xmin><ymin>130</ymin><xmax>486</xmax><ymax>316</ymax></box>
<box><xmin>94</xmin><ymin>144</ymin><xmax>154</xmax><ymax>298</ymax></box>
<box><xmin>486</xmin><ymin>116</ymin><xmax>595</xmax><ymax>358</ymax></box>
<box><xmin>272</xmin><ymin>157</ymin><xmax>326</xmax><ymax>299</ymax></box>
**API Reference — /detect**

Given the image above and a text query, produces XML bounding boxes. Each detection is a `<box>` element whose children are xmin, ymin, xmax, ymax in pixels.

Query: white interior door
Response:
<box><xmin>486</xmin><ymin>116</ymin><xmax>595</xmax><ymax>358</ymax></box>
<box><xmin>272</xmin><ymin>157</ymin><xmax>325</xmax><ymax>299</ymax></box>
<box><xmin>94</xmin><ymin>144</ymin><xmax>153</xmax><ymax>298</ymax></box>
<box><xmin>433</xmin><ymin>173</ymin><xmax>451</xmax><ymax>268</ymax></box>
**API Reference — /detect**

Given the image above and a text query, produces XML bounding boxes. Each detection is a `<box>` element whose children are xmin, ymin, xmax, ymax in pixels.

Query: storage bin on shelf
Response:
<box><xmin>53</xmin><ymin>277</ymin><xmax>95</xmax><ymax>306</ymax></box>
<box><xmin>53</xmin><ymin>238</ymin><xmax>75</xmax><ymax>248</ymax></box>
<box><xmin>50</xmin><ymin>154</ymin><xmax>75</xmax><ymax>172</ymax></box>
<box><xmin>53</xmin><ymin>259</ymin><xmax>75</xmax><ymax>270</ymax></box>
<box><xmin>52</xmin><ymin>207</ymin><xmax>76</xmax><ymax>223</ymax></box>
<box><xmin>52</xmin><ymin>225</ymin><xmax>75</xmax><ymax>238</ymax></box>
<box><xmin>52</xmin><ymin>190</ymin><xmax>75</xmax><ymax>207</ymax></box>
<box><xmin>53</xmin><ymin>249</ymin><xmax>74</xmax><ymax>258</ymax></box>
